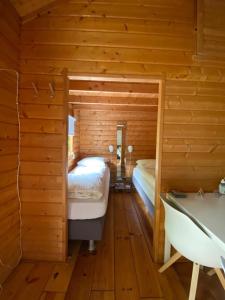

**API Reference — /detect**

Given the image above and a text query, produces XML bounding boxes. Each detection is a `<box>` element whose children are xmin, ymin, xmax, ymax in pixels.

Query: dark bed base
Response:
<box><xmin>68</xmin><ymin>215</ymin><xmax>106</xmax><ymax>241</ymax></box>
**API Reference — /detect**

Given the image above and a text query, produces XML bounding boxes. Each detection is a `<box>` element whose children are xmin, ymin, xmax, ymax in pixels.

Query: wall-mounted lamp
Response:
<box><xmin>127</xmin><ymin>145</ymin><xmax>133</xmax><ymax>178</ymax></box>
<box><xmin>128</xmin><ymin>145</ymin><xmax>133</xmax><ymax>153</ymax></box>
<box><xmin>108</xmin><ymin>145</ymin><xmax>114</xmax><ymax>153</ymax></box>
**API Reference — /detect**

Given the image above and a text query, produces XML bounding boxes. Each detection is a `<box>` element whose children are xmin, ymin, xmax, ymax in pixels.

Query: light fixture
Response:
<box><xmin>128</xmin><ymin>145</ymin><xmax>133</xmax><ymax>153</ymax></box>
<box><xmin>108</xmin><ymin>145</ymin><xmax>114</xmax><ymax>153</ymax></box>
<box><xmin>127</xmin><ymin>145</ymin><xmax>133</xmax><ymax>179</ymax></box>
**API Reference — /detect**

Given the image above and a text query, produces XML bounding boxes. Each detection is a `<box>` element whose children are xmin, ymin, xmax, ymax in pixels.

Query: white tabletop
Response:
<box><xmin>165</xmin><ymin>192</ymin><xmax>225</xmax><ymax>251</ymax></box>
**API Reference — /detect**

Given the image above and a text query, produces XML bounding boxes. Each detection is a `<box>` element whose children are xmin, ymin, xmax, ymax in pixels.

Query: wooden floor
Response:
<box><xmin>0</xmin><ymin>242</ymin><xmax>80</xmax><ymax>300</ymax></box>
<box><xmin>0</xmin><ymin>192</ymin><xmax>224</xmax><ymax>300</ymax></box>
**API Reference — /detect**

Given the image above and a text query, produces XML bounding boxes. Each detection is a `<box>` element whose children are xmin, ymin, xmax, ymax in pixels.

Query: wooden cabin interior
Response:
<box><xmin>0</xmin><ymin>0</ymin><xmax>225</xmax><ymax>299</ymax></box>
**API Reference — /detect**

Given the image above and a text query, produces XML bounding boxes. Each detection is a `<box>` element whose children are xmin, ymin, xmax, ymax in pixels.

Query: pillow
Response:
<box><xmin>77</xmin><ymin>157</ymin><xmax>107</xmax><ymax>167</ymax></box>
<box><xmin>136</xmin><ymin>159</ymin><xmax>156</xmax><ymax>169</ymax></box>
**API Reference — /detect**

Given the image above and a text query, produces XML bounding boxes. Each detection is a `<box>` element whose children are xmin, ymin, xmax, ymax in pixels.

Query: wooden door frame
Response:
<box><xmin>62</xmin><ymin>69</ymin><xmax>70</xmax><ymax>260</ymax></box>
<box><xmin>63</xmin><ymin>70</ymin><xmax>166</xmax><ymax>262</ymax></box>
<box><xmin>154</xmin><ymin>79</ymin><xmax>165</xmax><ymax>262</ymax></box>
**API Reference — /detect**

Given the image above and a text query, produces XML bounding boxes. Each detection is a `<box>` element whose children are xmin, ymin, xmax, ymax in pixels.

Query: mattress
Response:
<box><xmin>132</xmin><ymin>166</ymin><xmax>156</xmax><ymax>205</ymax></box>
<box><xmin>68</xmin><ymin>164</ymin><xmax>106</xmax><ymax>200</ymax></box>
<box><xmin>68</xmin><ymin>166</ymin><xmax>110</xmax><ymax>220</ymax></box>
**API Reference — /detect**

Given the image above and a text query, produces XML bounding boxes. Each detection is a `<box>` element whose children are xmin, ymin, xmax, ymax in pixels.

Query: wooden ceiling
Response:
<box><xmin>68</xmin><ymin>78</ymin><xmax>159</xmax><ymax>112</ymax></box>
<box><xmin>10</xmin><ymin>0</ymin><xmax>57</xmax><ymax>18</ymax></box>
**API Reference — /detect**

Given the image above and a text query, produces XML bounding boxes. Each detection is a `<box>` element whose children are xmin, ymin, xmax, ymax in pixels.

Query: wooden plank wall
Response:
<box><xmin>20</xmin><ymin>0</ymin><xmax>225</xmax><ymax>262</ymax></box>
<box><xmin>0</xmin><ymin>0</ymin><xmax>21</xmax><ymax>283</ymax></box>
<box><xmin>162</xmin><ymin>80</ymin><xmax>225</xmax><ymax>192</ymax></box>
<box><xmin>77</xmin><ymin>108</ymin><xmax>157</xmax><ymax>179</ymax></box>
<box><xmin>19</xmin><ymin>76</ymin><xmax>67</xmax><ymax>261</ymax></box>
<box><xmin>0</xmin><ymin>0</ymin><xmax>20</xmax><ymax>70</ymax></box>
<box><xmin>197</xmin><ymin>0</ymin><xmax>225</xmax><ymax>61</ymax></box>
<box><xmin>69</xmin><ymin>79</ymin><xmax>159</xmax><ymax>178</ymax></box>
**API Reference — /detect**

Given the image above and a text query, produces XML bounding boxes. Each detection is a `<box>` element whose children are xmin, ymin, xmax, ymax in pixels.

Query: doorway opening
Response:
<box><xmin>64</xmin><ymin>73</ymin><xmax>165</xmax><ymax>262</ymax></box>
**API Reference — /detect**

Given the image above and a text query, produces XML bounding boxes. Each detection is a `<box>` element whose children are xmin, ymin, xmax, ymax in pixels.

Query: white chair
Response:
<box><xmin>159</xmin><ymin>198</ymin><xmax>225</xmax><ymax>300</ymax></box>
<box><xmin>222</xmin><ymin>257</ymin><xmax>225</xmax><ymax>273</ymax></box>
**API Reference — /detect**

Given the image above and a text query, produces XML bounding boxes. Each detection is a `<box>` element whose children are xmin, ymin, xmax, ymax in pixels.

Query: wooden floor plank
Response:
<box><xmin>0</xmin><ymin>262</ymin><xmax>35</xmax><ymax>300</ymax></box>
<box><xmin>125</xmin><ymin>193</ymin><xmax>162</xmax><ymax>298</ymax></box>
<box><xmin>40</xmin><ymin>292</ymin><xmax>65</xmax><ymax>300</ymax></box>
<box><xmin>131</xmin><ymin>192</ymin><xmax>187</xmax><ymax>300</ymax></box>
<box><xmin>44</xmin><ymin>263</ymin><xmax>74</xmax><ymax>293</ymax></box>
<box><xmin>123</xmin><ymin>192</ymin><xmax>136</xmax><ymax>214</ymax></box>
<box><xmin>114</xmin><ymin>193</ymin><xmax>130</xmax><ymax>238</ymax></box>
<box><xmin>114</xmin><ymin>193</ymin><xmax>140</xmax><ymax>300</ymax></box>
<box><xmin>115</xmin><ymin>237</ymin><xmax>140</xmax><ymax>300</ymax></box>
<box><xmin>90</xmin><ymin>291</ymin><xmax>115</xmax><ymax>300</ymax></box>
<box><xmin>2</xmin><ymin>191</ymin><xmax>223</xmax><ymax>300</ymax></box>
<box><xmin>130</xmin><ymin>231</ymin><xmax>162</xmax><ymax>298</ymax></box>
<box><xmin>15</xmin><ymin>262</ymin><xmax>54</xmax><ymax>300</ymax></box>
<box><xmin>157</xmin><ymin>266</ymin><xmax>188</xmax><ymax>300</ymax></box>
<box><xmin>65</xmin><ymin>245</ymin><xmax>95</xmax><ymax>300</ymax></box>
<box><xmin>132</xmin><ymin>192</ymin><xmax>154</xmax><ymax>256</ymax></box>
<box><xmin>124</xmin><ymin>194</ymin><xmax>143</xmax><ymax>236</ymax></box>
<box><xmin>92</xmin><ymin>194</ymin><xmax>114</xmax><ymax>291</ymax></box>
<box><xmin>45</xmin><ymin>242</ymin><xmax>80</xmax><ymax>293</ymax></box>
<box><xmin>175</xmin><ymin>262</ymin><xmax>225</xmax><ymax>300</ymax></box>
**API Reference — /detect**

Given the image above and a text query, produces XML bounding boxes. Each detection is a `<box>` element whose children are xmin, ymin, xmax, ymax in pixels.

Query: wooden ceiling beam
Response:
<box><xmin>71</xmin><ymin>103</ymin><xmax>158</xmax><ymax>112</ymax></box>
<box><xmin>69</xmin><ymin>102</ymin><xmax>157</xmax><ymax>107</ymax></box>
<box><xmin>68</xmin><ymin>95</ymin><xmax>158</xmax><ymax>106</ymax></box>
<box><xmin>69</xmin><ymin>90</ymin><xmax>159</xmax><ymax>98</ymax></box>
<box><xmin>69</xmin><ymin>80</ymin><xmax>159</xmax><ymax>94</ymax></box>
<box><xmin>68</xmin><ymin>75</ymin><xmax>162</xmax><ymax>84</ymax></box>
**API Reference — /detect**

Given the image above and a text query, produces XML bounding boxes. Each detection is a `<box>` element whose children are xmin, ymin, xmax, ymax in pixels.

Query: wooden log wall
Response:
<box><xmin>20</xmin><ymin>0</ymin><xmax>225</xmax><ymax>262</ymax></box>
<box><xmin>77</xmin><ymin>108</ymin><xmax>157</xmax><ymax>179</ymax></box>
<box><xmin>69</xmin><ymin>79</ymin><xmax>159</xmax><ymax>178</ymax></box>
<box><xmin>19</xmin><ymin>77</ymin><xmax>67</xmax><ymax>261</ymax></box>
<box><xmin>163</xmin><ymin>80</ymin><xmax>225</xmax><ymax>192</ymax></box>
<box><xmin>0</xmin><ymin>0</ymin><xmax>21</xmax><ymax>283</ymax></box>
<box><xmin>197</xmin><ymin>0</ymin><xmax>225</xmax><ymax>61</ymax></box>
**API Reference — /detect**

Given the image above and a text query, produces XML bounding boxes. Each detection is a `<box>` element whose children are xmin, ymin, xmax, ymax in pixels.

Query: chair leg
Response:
<box><xmin>159</xmin><ymin>251</ymin><xmax>182</xmax><ymax>273</ymax></box>
<box><xmin>189</xmin><ymin>263</ymin><xmax>200</xmax><ymax>300</ymax></box>
<box><xmin>164</xmin><ymin>234</ymin><xmax>171</xmax><ymax>263</ymax></box>
<box><xmin>215</xmin><ymin>268</ymin><xmax>225</xmax><ymax>290</ymax></box>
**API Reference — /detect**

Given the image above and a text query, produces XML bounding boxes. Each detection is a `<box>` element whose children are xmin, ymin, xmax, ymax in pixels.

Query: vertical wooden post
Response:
<box><xmin>153</xmin><ymin>79</ymin><xmax>165</xmax><ymax>263</ymax></box>
<box><xmin>62</xmin><ymin>68</ymin><xmax>69</xmax><ymax>261</ymax></box>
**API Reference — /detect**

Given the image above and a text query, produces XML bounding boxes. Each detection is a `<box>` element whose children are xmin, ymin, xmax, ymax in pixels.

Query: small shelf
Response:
<box><xmin>113</xmin><ymin>177</ymin><xmax>132</xmax><ymax>192</ymax></box>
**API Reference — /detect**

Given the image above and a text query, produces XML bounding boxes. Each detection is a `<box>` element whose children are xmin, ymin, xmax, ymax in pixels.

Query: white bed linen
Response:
<box><xmin>133</xmin><ymin>166</ymin><xmax>156</xmax><ymax>205</ymax></box>
<box><xmin>68</xmin><ymin>166</ymin><xmax>110</xmax><ymax>220</ymax></box>
<box><xmin>68</xmin><ymin>165</ymin><xmax>106</xmax><ymax>200</ymax></box>
<box><xmin>135</xmin><ymin>166</ymin><xmax>155</xmax><ymax>189</ymax></box>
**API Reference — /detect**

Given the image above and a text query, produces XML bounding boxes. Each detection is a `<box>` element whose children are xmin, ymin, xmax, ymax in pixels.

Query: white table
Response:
<box><xmin>161</xmin><ymin>192</ymin><xmax>225</xmax><ymax>262</ymax></box>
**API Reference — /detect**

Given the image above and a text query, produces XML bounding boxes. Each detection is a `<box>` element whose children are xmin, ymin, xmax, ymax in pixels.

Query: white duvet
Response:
<box><xmin>68</xmin><ymin>165</ymin><xmax>106</xmax><ymax>200</ymax></box>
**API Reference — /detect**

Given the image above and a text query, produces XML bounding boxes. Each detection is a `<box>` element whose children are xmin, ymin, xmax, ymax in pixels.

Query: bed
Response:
<box><xmin>67</xmin><ymin>157</ymin><xmax>110</xmax><ymax>251</ymax></box>
<box><xmin>132</xmin><ymin>159</ymin><xmax>156</xmax><ymax>217</ymax></box>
